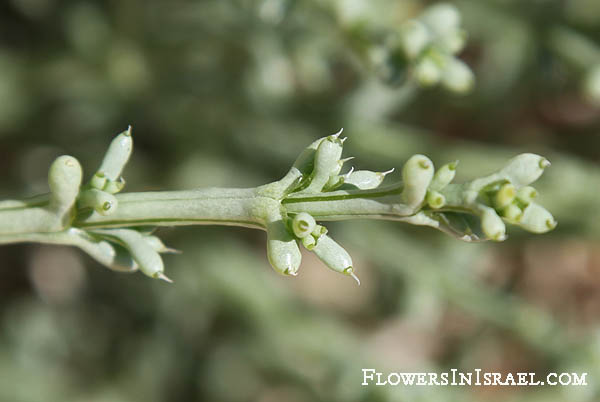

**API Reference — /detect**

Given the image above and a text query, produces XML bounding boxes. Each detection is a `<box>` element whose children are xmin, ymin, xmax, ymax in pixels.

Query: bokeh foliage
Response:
<box><xmin>1</xmin><ymin>0</ymin><xmax>600</xmax><ymax>401</ymax></box>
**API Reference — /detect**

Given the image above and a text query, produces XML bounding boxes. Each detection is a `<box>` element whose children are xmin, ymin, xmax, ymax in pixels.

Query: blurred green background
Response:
<box><xmin>1</xmin><ymin>0</ymin><xmax>600</xmax><ymax>401</ymax></box>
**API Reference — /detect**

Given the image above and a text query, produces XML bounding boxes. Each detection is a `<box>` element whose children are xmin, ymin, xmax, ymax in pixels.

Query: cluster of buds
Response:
<box><xmin>264</xmin><ymin>129</ymin><xmax>556</xmax><ymax>284</ymax></box>
<box><xmin>1</xmin><ymin>128</ymin><xmax>555</xmax><ymax>286</ymax></box>
<box><xmin>45</xmin><ymin>128</ymin><xmax>175</xmax><ymax>282</ymax></box>
<box><xmin>392</xmin><ymin>2</ymin><xmax>474</xmax><ymax>93</ymax></box>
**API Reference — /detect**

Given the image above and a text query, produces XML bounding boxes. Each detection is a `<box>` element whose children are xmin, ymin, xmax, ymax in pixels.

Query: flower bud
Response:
<box><xmin>78</xmin><ymin>189</ymin><xmax>118</xmax><ymax>216</ymax></box>
<box><xmin>402</xmin><ymin>154</ymin><xmax>434</xmax><ymax>208</ymax></box>
<box><xmin>441</xmin><ymin>58</ymin><xmax>474</xmax><ymax>94</ymax></box>
<box><xmin>98</xmin><ymin>127</ymin><xmax>133</xmax><ymax>181</ymax></box>
<box><xmin>501</xmin><ymin>204</ymin><xmax>523</xmax><ymax>223</ymax></box>
<box><xmin>312</xmin><ymin>234</ymin><xmax>353</xmax><ymax>275</ymax></box>
<box><xmin>500</xmin><ymin>154</ymin><xmax>550</xmax><ymax>187</ymax></box>
<box><xmin>302</xmin><ymin>136</ymin><xmax>344</xmax><ymax>193</ymax></box>
<box><xmin>583</xmin><ymin>64</ymin><xmax>600</xmax><ymax>105</ymax></box>
<box><xmin>90</xmin><ymin>171</ymin><xmax>107</xmax><ymax>190</ymax></box>
<box><xmin>426</xmin><ymin>190</ymin><xmax>446</xmax><ymax>209</ymax></box>
<box><xmin>440</xmin><ymin>29</ymin><xmax>467</xmax><ymax>54</ymax></box>
<box><xmin>494</xmin><ymin>183</ymin><xmax>516</xmax><ymax>209</ymax></box>
<box><xmin>399</xmin><ymin>20</ymin><xmax>431</xmax><ymax>60</ymax></box>
<box><xmin>48</xmin><ymin>155</ymin><xmax>83</xmax><ymax>215</ymax></box>
<box><xmin>103</xmin><ymin>177</ymin><xmax>126</xmax><ymax>194</ymax></box>
<box><xmin>301</xmin><ymin>234</ymin><xmax>316</xmax><ymax>250</ymax></box>
<box><xmin>518</xmin><ymin>202</ymin><xmax>557</xmax><ymax>233</ymax></box>
<box><xmin>516</xmin><ymin>186</ymin><xmax>537</xmax><ymax>204</ymax></box>
<box><xmin>481</xmin><ymin>207</ymin><xmax>506</xmax><ymax>241</ymax></box>
<box><xmin>95</xmin><ymin>228</ymin><xmax>169</xmax><ymax>281</ymax></box>
<box><xmin>343</xmin><ymin>169</ymin><xmax>390</xmax><ymax>190</ymax></box>
<box><xmin>266</xmin><ymin>220</ymin><xmax>301</xmax><ymax>276</ymax></box>
<box><xmin>421</xmin><ymin>3</ymin><xmax>461</xmax><ymax>36</ymax></box>
<box><xmin>414</xmin><ymin>56</ymin><xmax>441</xmax><ymax>87</ymax></box>
<box><xmin>291</xmin><ymin>212</ymin><xmax>316</xmax><ymax>238</ymax></box>
<box><xmin>430</xmin><ymin>161</ymin><xmax>458</xmax><ymax>191</ymax></box>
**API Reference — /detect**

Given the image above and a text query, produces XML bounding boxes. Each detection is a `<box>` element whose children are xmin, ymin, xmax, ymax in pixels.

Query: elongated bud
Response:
<box><xmin>421</xmin><ymin>3</ymin><xmax>461</xmax><ymax>36</ymax></box>
<box><xmin>98</xmin><ymin>127</ymin><xmax>133</xmax><ymax>181</ymax></box>
<box><xmin>48</xmin><ymin>155</ymin><xmax>83</xmax><ymax>215</ymax></box>
<box><xmin>440</xmin><ymin>28</ymin><xmax>467</xmax><ymax>54</ymax></box>
<box><xmin>481</xmin><ymin>207</ymin><xmax>506</xmax><ymax>241</ymax></box>
<box><xmin>302</xmin><ymin>136</ymin><xmax>344</xmax><ymax>193</ymax></box>
<box><xmin>501</xmin><ymin>204</ymin><xmax>523</xmax><ymax>223</ymax></box>
<box><xmin>344</xmin><ymin>169</ymin><xmax>391</xmax><ymax>190</ymax></box>
<box><xmin>516</xmin><ymin>186</ymin><xmax>537</xmax><ymax>204</ymax></box>
<box><xmin>90</xmin><ymin>171</ymin><xmax>107</xmax><ymax>189</ymax></box>
<box><xmin>312</xmin><ymin>224</ymin><xmax>328</xmax><ymax>239</ymax></box>
<box><xmin>441</xmin><ymin>58</ymin><xmax>474</xmax><ymax>94</ymax></box>
<box><xmin>73</xmin><ymin>229</ymin><xmax>138</xmax><ymax>272</ymax></box>
<box><xmin>430</xmin><ymin>161</ymin><xmax>458</xmax><ymax>191</ymax></box>
<box><xmin>143</xmin><ymin>235</ymin><xmax>180</xmax><ymax>254</ymax></box>
<box><xmin>78</xmin><ymin>189</ymin><xmax>118</xmax><ymax>216</ymax></box>
<box><xmin>402</xmin><ymin>154</ymin><xmax>434</xmax><ymax>208</ymax></box>
<box><xmin>103</xmin><ymin>177</ymin><xmax>126</xmax><ymax>194</ymax></box>
<box><xmin>266</xmin><ymin>220</ymin><xmax>301</xmax><ymax>276</ymax></box>
<box><xmin>494</xmin><ymin>183</ymin><xmax>516</xmax><ymax>209</ymax></box>
<box><xmin>518</xmin><ymin>203</ymin><xmax>557</xmax><ymax>233</ymax></box>
<box><xmin>292</xmin><ymin>212</ymin><xmax>316</xmax><ymax>238</ymax></box>
<box><xmin>95</xmin><ymin>229</ymin><xmax>167</xmax><ymax>280</ymax></box>
<box><xmin>400</xmin><ymin>20</ymin><xmax>431</xmax><ymax>60</ymax></box>
<box><xmin>312</xmin><ymin>234</ymin><xmax>356</xmax><ymax>281</ymax></box>
<box><xmin>414</xmin><ymin>57</ymin><xmax>441</xmax><ymax>87</ymax></box>
<box><xmin>500</xmin><ymin>154</ymin><xmax>550</xmax><ymax>187</ymax></box>
<box><xmin>426</xmin><ymin>190</ymin><xmax>446</xmax><ymax>209</ymax></box>
<box><xmin>301</xmin><ymin>235</ymin><xmax>316</xmax><ymax>250</ymax></box>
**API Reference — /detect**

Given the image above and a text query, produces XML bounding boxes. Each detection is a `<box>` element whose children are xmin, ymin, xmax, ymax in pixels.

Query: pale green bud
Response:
<box><xmin>414</xmin><ymin>56</ymin><xmax>441</xmax><ymax>87</ymax></box>
<box><xmin>402</xmin><ymin>154</ymin><xmax>434</xmax><ymax>208</ymax></box>
<box><xmin>500</xmin><ymin>154</ymin><xmax>550</xmax><ymax>187</ymax></box>
<box><xmin>312</xmin><ymin>234</ymin><xmax>358</xmax><ymax>284</ymax></box>
<box><xmin>95</xmin><ymin>228</ymin><xmax>170</xmax><ymax>281</ymax></box>
<box><xmin>400</xmin><ymin>20</ymin><xmax>431</xmax><ymax>60</ymax></box>
<box><xmin>516</xmin><ymin>186</ymin><xmax>537</xmax><ymax>204</ymax></box>
<box><xmin>302</xmin><ymin>136</ymin><xmax>344</xmax><ymax>193</ymax></box>
<box><xmin>440</xmin><ymin>29</ymin><xmax>467</xmax><ymax>54</ymax></box>
<box><xmin>48</xmin><ymin>155</ymin><xmax>83</xmax><ymax>215</ymax></box>
<box><xmin>481</xmin><ymin>207</ymin><xmax>506</xmax><ymax>241</ymax></box>
<box><xmin>421</xmin><ymin>3</ymin><xmax>461</xmax><ymax>36</ymax></box>
<box><xmin>426</xmin><ymin>189</ymin><xmax>446</xmax><ymax>209</ymax></box>
<box><xmin>301</xmin><ymin>234</ymin><xmax>316</xmax><ymax>250</ymax></box>
<box><xmin>143</xmin><ymin>234</ymin><xmax>180</xmax><ymax>254</ymax></box>
<box><xmin>441</xmin><ymin>58</ymin><xmax>474</xmax><ymax>94</ymax></box>
<box><xmin>291</xmin><ymin>212</ymin><xmax>316</xmax><ymax>238</ymax></box>
<box><xmin>78</xmin><ymin>189</ymin><xmax>118</xmax><ymax>216</ymax></box>
<box><xmin>343</xmin><ymin>169</ymin><xmax>392</xmax><ymax>190</ymax></box>
<box><xmin>494</xmin><ymin>183</ymin><xmax>516</xmax><ymax>209</ymax></box>
<box><xmin>266</xmin><ymin>220</ymin><xmax>302</xmax><ymax>276</ymax></box>
<box><xmin>103</xmin><ymin>177</ymin><xmax>126</xmax><ymax>194</ymax></box>
<box><xmin>583</xmin><ymin>65</ymin><xmax>600</xmax><ymax>105</ymax></box>
<box><xmin>430</xmin><ymin>161</ymin><xmax>458</xmax><ymax>191</ymax></box>
<box><xmin>98</xmin><ymin>127</ymin><xmax>133</xmax><ymax>181</ymax></box>
<box><xmin>518</xmin><ymin>202</ymin><xmax>557</xmax><ymax>233</ymax></box>
<box><xmin>90</xmin><ymin>171</ymin><xmax>107</xmax><ymax>190</ymax></box>
<box><xmin>501</xmin><ymin>204</ymin><xmax>523</xmax><ymax>223</ymax></box>
<box><xmin>311</xmin><ymin>224</ymin><xmax>328</xmax><ymax>239</ymax></box>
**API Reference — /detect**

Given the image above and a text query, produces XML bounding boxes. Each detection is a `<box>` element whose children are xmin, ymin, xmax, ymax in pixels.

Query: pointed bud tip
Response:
<box><xmin>345</xmin><ymin>268</ymin><xmax>360</xmax><ymax>286</ymax></box>
<box><xmin>156</xmin><ymin>272</ymin><xmax>173</xmax><ymax>283</ymax></box>
<box><xmin>448</xmin><ymin>160</ymin><xmax>459</xmax><ymax>170</ymax></box>
<box><xmin>540</xmin><ymin>158</ymin><xmax>551</xmax><ymax>169</ymax></box>
<box><xmin>332</xmin><ymin>128</ymin><xmax>344</xmax><ymax>138</ymax></box>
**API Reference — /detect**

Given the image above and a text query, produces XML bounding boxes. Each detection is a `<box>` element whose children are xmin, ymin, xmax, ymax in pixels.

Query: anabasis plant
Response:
<box><xmin>0</xmin><ymin>128</ymin><xmax>555</xmax><ymax>284</ymax></box>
